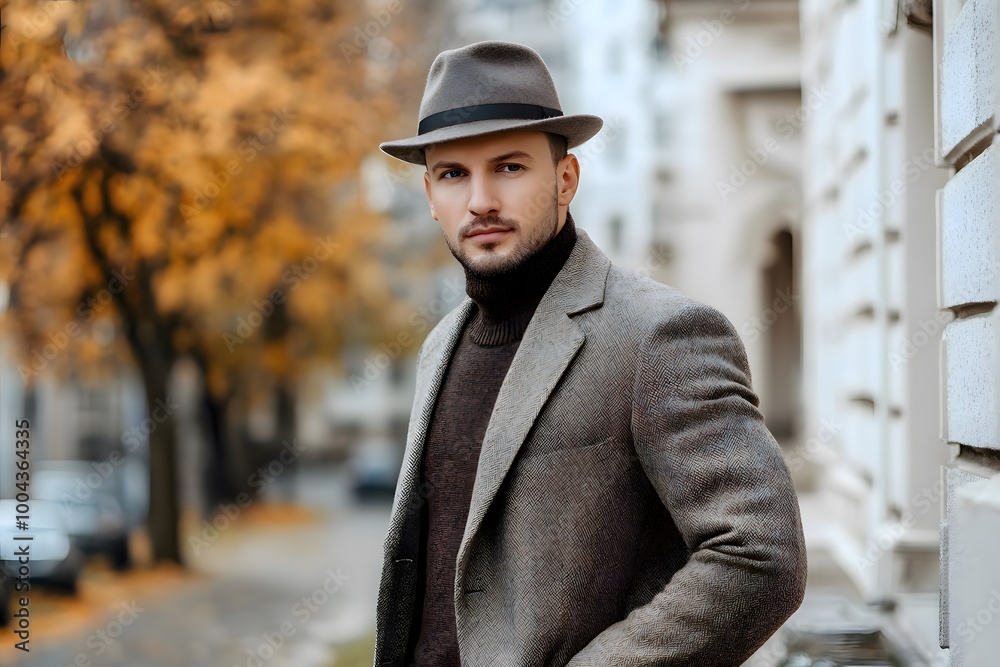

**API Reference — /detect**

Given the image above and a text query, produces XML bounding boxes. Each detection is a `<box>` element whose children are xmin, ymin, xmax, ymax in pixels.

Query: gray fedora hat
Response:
<box><xmin>379</xmin><ymin>40</ymin><xmax>604</xmax><ymax>165</ymax></box>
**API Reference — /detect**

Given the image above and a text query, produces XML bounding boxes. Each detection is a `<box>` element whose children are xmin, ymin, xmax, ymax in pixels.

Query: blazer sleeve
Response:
<box><xmin>566</xmin><ymin>301</ymin><xmax>808</xmax><ymax>666</ymax></box>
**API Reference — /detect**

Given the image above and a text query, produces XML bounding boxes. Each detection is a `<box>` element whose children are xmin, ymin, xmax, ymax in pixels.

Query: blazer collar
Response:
<box><xmin>385</xmin><ymin>228</ymin><xmax>612</xmax><ymax>589</ymax></box>
<box><xmin>538</xmin><ymin>225</ymin><xmax>610</xmax><ymax>316</ymax></box>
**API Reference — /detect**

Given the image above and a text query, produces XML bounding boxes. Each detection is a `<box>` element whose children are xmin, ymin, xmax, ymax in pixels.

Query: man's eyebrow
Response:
<box><xmin>429</xmin><ymin>159</ymin><xmax>465</xmax><ymax>173</ymax></box>
<box><xmin>430</xmin><ymin>150</ymin><xmax>536</xmax><ymax>173</ymax></box>
<box><xmin>488</xmin><ymin>150</ymin><xmax>536</xmax><ymax>163</ymax></box>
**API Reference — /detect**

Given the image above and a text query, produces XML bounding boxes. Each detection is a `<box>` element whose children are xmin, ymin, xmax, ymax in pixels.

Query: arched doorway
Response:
<box><xmin>761</xmin><ymin>228</ymin><xmax>800</xmax><ymax>445</ymax></box>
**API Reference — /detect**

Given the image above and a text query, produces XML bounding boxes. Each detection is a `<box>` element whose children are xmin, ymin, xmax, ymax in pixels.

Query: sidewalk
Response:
<box><xmin>0</xmin><ymin>555</ymin><xmax>198</xmax><ymax>665</ymax></box>
<box><xmin>742</xmin><ymin>492</ymin><xmax>950</xmax><ymax>667</ymax></box>
<box><xmin>1</xmin><ymin>477</ymin><xmax>390</xmax><ymax>667</ymax></box>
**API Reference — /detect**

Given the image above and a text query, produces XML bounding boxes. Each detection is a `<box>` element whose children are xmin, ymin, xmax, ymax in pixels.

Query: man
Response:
<box><xmin>374</xmin><ymin>40</ymin><xmax>807</xmax><ymax>666</ymax></box>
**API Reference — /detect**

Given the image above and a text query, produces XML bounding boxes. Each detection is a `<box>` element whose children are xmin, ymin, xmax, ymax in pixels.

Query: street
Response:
<box><xmin>2</xmin><ymin>465</ymin><xmax>388</xmax><ymax>667</ymax></box>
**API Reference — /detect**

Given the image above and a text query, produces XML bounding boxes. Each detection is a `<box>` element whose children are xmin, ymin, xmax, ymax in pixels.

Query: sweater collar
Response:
<box><xmin>462</xmin><ymin>210</ymin><xmax>578</xmax><ymax>346</ymax></box>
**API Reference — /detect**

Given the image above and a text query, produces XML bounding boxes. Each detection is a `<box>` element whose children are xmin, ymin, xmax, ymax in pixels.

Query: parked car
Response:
<box><xmin>0</xmin><ymin>499</ymin><xmax>86</xmax><ymax>626</ymax></box>
<box><xmin>33</xmin><ymin>460</ymin><xmax>142</xmax><ymax>571</ymax></box>
<box><xmin>347</xmin><ymin>436</ymin><xmax>403</xmax><ymax>501</ymax></box>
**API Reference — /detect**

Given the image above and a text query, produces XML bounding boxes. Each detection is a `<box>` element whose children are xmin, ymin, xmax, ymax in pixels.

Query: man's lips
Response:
<box><xmin>466</xmin><ymin>227</ymin><xmax>513</xmax><ymax>243</ymax></box>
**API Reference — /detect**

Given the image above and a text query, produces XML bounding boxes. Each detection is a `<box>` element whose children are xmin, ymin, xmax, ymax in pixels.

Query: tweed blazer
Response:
<box><xmin>373</xmin><ymin>228</ymin><xmax>807</xmax><ymax>666</ymax></box>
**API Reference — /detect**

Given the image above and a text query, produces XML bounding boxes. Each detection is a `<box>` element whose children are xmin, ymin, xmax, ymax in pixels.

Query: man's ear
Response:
<box><xmin>557</xmin><ymin>153</ymin><xmax>581</xmax><ymax>207</ymax></box>
<box><xmin>423</xmin><ymin>171</ymin><xmax>438</xmax><ymax>221</ymax></box>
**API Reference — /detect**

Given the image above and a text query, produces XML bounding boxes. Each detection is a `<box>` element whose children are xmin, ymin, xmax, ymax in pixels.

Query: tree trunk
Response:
<box><xmin>273</xmin><ymin>382</ymin><xmax>297</xmax><ymax>501</ymax></box>
<box><xmin>144</xmin><ymin>371</ymin><xmax>182</xmax><ymax>564</ymax></box>
<box><xmin>201</xmin><ymin>387</ymin><xmax>237</xmax><ymax>511</ymax></box>
<box><xmin>74</xmin><ymin>178</ymin><xmax>185</xmax><ymax>564</ymax></box>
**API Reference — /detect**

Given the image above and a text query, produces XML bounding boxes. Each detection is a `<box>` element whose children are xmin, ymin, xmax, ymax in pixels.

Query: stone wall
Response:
<box><xmin>935</xmin><ymin>0</ymin><xmax>1000</xmax><ymax>662</ymax></box>
<box><xmin>799</xmin><ymin>0</ymin><xmax>950</xmax><ymax>611</ymax></box>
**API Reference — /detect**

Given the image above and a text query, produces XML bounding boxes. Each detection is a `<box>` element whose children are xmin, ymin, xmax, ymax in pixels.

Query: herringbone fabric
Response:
<box><xmin>373</xmin><ymin>229</ymin><xmax>807</xmax><ymax>666</ymax></box>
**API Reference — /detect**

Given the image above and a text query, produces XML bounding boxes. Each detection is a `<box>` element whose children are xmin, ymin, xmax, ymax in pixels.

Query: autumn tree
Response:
<box><xmin>0</xmin><ymin>0</ymin><xmax>428</xmax><ymax>563</ymax></box>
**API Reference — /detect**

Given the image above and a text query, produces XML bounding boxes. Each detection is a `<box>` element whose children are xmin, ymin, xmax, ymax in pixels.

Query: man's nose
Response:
<box><xmin>467</xmin><ymin>172</ymin><xmax>500</xmax><ymax>217</ymax></box>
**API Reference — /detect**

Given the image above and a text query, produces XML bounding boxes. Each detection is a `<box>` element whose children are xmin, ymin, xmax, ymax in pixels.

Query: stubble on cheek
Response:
<box><xmin>443</xmin><ymin>181</ymin><xmax>560</xmax><ymax>275</ymax></box>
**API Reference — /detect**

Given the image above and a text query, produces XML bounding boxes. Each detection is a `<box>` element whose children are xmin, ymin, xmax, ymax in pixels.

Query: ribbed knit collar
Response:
<box><xmin>463</xmin><ymin>210</ymin><xmax>578</xmax><ymax>346</ymax></box>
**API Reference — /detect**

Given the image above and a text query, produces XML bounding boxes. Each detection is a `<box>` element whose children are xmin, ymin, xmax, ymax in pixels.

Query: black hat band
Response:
<box><xmin>418</xmin><ymin>102</ymin><xmax>563</xmax><ymax>135</ymax></box>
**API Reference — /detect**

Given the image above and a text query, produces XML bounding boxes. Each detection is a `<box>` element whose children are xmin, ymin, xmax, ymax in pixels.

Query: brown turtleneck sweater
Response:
<box><xmin>405</xmin><ymin>211</ymin><xmax>579</xmax><ymax>666</ymax></box>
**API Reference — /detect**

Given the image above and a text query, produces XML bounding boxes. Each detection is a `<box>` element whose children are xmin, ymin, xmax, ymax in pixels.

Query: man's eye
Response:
<box><xmin>499</xmin><ymin>164</ymin><xmax>523</xmax><ymax>173</ymax></box>
<box><xmin>441</xmin><ymin>170</ymin><xmax>463</xmax><ymax>180</ymax></box>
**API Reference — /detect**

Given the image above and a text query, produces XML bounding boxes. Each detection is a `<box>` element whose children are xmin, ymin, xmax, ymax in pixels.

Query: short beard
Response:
<box><xmin>445</xmin><ymin>187</ymin><xmax>560</xmax><ymax>278</ymax></box>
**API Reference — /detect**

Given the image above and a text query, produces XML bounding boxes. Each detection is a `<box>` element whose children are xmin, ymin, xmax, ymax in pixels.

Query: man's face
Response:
<box><xmin>423</xmin><ymin>130</ymin><xmax>580</xmax><ymax>276</ymax></box>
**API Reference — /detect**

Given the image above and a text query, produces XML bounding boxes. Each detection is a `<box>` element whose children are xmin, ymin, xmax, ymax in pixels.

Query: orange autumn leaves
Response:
<box><xmin>0</xmin><ymin>0</ymin><xmax>417</xmax><ymax>390</ymax></box>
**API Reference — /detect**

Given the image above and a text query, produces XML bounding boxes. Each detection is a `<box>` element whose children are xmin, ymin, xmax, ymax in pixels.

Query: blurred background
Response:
<box><xmin>0</xmin><ymin>0</ymin><xmax>997</xmax><ymax>665</ymax></box>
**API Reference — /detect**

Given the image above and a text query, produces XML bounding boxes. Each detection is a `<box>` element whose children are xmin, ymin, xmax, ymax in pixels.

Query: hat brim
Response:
<box><xmin>378</xmin><ymin>114</ymin><xmax>604</xmax><ymax>165</ymax></box>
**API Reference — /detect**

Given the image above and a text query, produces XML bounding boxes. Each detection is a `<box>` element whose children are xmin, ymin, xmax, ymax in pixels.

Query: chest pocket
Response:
<box><xmin>518</xmin><ymin>434</ymin><xmax>618</xmax><ymax>463</ymax></box>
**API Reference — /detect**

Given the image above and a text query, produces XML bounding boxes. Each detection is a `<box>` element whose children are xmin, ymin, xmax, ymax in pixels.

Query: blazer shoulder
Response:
<box><xmin>606</xmin><ymin>267</ymin><xmax>754</xmax><ymax>388</ymax></box>
<box><xmin>605</xmin><ymin>265</ymin><xmax>738</xmax><ymax>337</ymax></box>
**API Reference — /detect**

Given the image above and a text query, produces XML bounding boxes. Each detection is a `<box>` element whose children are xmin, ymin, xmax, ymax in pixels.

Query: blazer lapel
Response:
<box><xmin>384</xmin><ymin>297</ymin><xmax>476</xmax><ymax>560</ymax></box>
<box><xmin>454</xmin><ymin>229</ymin><xmax>611</xmax><ymax>592</ymax></box>
<box><xmin>381</xmin><ymin>228</ymin><xmax>612</xmax><ymax>583</ymax></box>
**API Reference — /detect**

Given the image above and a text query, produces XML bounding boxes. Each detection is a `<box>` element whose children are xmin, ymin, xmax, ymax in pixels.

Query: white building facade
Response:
<box><xmin>932</xmin><ymin>0</ymin><xmax>1000</xmax><ymax>664</ymax></box>
<box><xmin>800</xmin><ymin>0</ymin><xmax>999</xmax><ymax>664</ymax></box>
<box><xmin>648</xmin><ymin>0</ymin><xmax>806</xmax><ymax>446</ymax></box>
